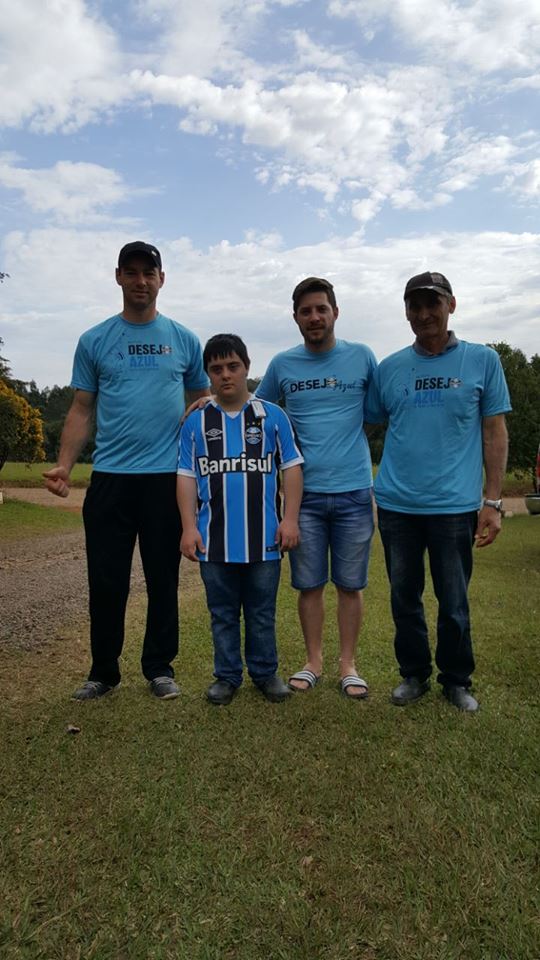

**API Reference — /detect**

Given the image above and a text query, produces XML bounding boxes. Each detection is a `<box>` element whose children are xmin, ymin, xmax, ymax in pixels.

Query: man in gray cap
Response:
<box><xmin>365</xmin><ymin>271</ymin><xmax>511</xmax><ymax>711</ymax></box>
<box><xmin>45</xmin><ymin>242</ymin><xmax>209</xmax><ymax>701</ymax></box>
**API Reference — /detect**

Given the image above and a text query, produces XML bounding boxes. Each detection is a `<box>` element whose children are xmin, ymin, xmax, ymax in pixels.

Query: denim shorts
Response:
<box><xmin>289</xmin><ymin>488</ymin><xmax>374</xmax><ymax>591</ymax></box>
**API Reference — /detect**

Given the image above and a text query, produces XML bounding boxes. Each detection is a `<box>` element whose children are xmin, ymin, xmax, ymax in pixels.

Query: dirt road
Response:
<box><xmin>0</xmin><ymin>488</ymin><xmax>199</xmax><ymax>650</ymax></box>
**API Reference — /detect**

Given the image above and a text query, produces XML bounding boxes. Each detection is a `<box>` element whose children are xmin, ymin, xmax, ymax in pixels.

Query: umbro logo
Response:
<box><xmin>206</xmin><ymin>428</ymin><xmax>223</xmax><ymax>441</ymax></box>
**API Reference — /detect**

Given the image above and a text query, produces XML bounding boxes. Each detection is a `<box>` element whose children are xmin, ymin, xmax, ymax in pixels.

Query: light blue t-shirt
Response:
<box><xmin>365</xmin><ymin>340</ymin><xmax>511</xmax><ymax>514</ymax></box>
<box><xmin>71</xmin><ymin>312</ymin><xmax>209</xmax><ymax>473</ymax></box>
<box><xmin>256</xmin><ymin>340</ymin><xmax>377</xmax><ymax>493</ymax></box>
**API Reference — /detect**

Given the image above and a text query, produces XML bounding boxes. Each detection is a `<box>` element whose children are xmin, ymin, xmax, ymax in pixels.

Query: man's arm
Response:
<box><xmin>185</xmin><ymin>387</ymin><xmax>210</xmax><ymax>405</ymax></box>
<box><xmin>276</xmin><ymin>464</ymin><xmax>303</xmax><ymax>551</ymax></box>
<box><xmin>177</xmin><ymin>474</ymin><xmax>205</xmax><ymax>561</ymax></box>
<box><xmin>183</xmin><ymin>388</ymin><xmax>211</xmax><ymax>421</ymax></box>
<box><xmin>43</xmin><ymin>390</ymin><xmax>96</xmax><ymax>498</ymax></box>
<box><xmin>475</xmin><ymin>413</ymin><xmax>508</xmax><ymax>548</ymax></box>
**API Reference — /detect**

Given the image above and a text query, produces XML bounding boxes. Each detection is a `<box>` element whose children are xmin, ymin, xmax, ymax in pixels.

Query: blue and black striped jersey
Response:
<box><xmin>178</xmin><ymin>398</ymin><xmax>303</xmax><ymax>563</ymax></box>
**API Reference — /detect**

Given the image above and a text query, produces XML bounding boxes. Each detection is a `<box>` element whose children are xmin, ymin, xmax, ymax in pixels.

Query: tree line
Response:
<box><xmin>1</xmin><ymin>336</ymin><xmax>539</xmax><ymax>481</ymax></box>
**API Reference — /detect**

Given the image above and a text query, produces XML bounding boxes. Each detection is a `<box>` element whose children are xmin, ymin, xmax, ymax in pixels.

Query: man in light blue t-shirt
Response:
<box><xmin>365</xmin><ymin>271</ymin><xmax>511</xmax><ymax>712</ymax></box>
<box><xmin>44</xmin><ymin>242</ymin><xmax>209</xmax><ymax>701</ymax></box>
<box><xmin>257</xmin><ymin>277</ymin><xmax>377</xmax><ymax>700</ymax></box>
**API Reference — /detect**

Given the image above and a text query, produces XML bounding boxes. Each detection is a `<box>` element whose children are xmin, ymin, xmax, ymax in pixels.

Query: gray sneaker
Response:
<box><xmin>72</xmin><ymin>680</ymin><xmax>117</xmax><ymax>701</ymax></box>
<box><xmin>149</xmin><ymin>676</ymin><xmax>180</xmax><ymax>700</ymax></box>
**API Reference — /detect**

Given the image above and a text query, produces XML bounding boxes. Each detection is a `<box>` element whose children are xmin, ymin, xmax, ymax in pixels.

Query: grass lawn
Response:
<box><xmin>0</xmin><ymin>462</ymin><xmax>534</xmax><ymax>496</ymax></box>
<box><xmin>1</xmin><ymin>517</ymin><xmax>539</xmax><ymax>959</ymax></box>
<box><xmin>0</xmin><ymin>499</ymin><xmax>83</xmax><ymax>540</ymax></box>
<box><xmin>0</xmin><ymin>462</ymin><xmax>92</xmax><ymax>488</ymax></box>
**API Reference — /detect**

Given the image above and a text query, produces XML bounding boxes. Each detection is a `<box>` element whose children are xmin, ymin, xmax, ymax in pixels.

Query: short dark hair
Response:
<box><xmin>292</xmin><ymin>277</ymin><xmax>337</xmax><ymax>313</ymax></box>
<box><xmin>203</xmin><ymin>334</ymin><xmax>250</xmax><ymax>372</ymax></box>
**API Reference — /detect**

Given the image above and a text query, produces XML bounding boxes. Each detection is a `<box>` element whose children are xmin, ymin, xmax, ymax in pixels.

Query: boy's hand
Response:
<box><xmin>180</xmin><ymin>528</ymin><xmax>206</xmax><ymax>561</ymax></box>
<box><xmin>276</xmin><ymin>519</ymin><xmax>300</xmax><ymax>552</ymax></box>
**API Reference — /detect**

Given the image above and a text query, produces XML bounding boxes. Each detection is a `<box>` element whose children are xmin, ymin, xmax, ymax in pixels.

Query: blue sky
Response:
<box><xmin>1</xmin><ymin>0</ymin><xmax>539</xmax><ymax>387</ymax></box>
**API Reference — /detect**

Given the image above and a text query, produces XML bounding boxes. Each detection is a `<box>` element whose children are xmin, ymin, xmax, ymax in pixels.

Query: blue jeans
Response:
<box><xmin>290</xmin><ymin>489</ymin><xmax>374</xmax><ymax>591</ymax></box>
<box><xmin>377</xmin><ymin>508</ymin><xmax>477</xmax><ymax>688</ymax></box>
<box><xmin>200</xmin><ymin>561</ymin><xmax>281</xmax><ymax>687</ymax></box>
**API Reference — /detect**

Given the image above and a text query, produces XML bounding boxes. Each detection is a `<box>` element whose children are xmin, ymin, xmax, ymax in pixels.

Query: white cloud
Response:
<box><xmin>504</xmin><ymin>157</ymin><xmax>540</xmax><ymax>197</ymax></box>
<box><xmin>440</xmin><ymin>135</ymin><xmax>521</xmax><ymax>192</ymax></box>
<box><xmin>131</xmin><ymin>63</ymin><xmax>454</xmax><ymax>215</ymax></box>
<box><xmin>328</xmin><ymin>0</ymin><xmax>540</xmax><ymax>74</ymax></box>
<box><xmin>0</xmin><ymin>158</ymin><xmax>140</xmax><ymax>224</ymax></box>
<box><xmin>0</xmin><ymin>0</ymin><xmax>124</xmax><ymax>131</ymax></box>
<box><xmin>290</xmin><ymin>30</ymin><xmax>351</xmax><ymax>71</ymax></box>
<box><xmin>2</xmin><ymin>226</ymin><xmax>539</xmax><ymax>388</ymax></box>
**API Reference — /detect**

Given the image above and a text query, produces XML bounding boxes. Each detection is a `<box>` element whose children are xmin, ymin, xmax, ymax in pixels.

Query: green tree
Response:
<box><xmin>0</xmin><ymin>379</ymin><xmax>45</xmax><ymax>470</ymax></box>
<box><xmin>490</xmin><ymin>343</ymin><xmax>540</xmax><ymax>483</ymax></box>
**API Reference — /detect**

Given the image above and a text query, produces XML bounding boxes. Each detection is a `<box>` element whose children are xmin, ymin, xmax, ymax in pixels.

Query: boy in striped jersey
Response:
<box><xmin>177</xmin><ymin>334</ymin><xmax>304</xmax><ymax>705</ymax></box>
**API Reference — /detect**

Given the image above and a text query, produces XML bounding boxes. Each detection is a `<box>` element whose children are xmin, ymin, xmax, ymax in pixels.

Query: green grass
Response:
<box><xmin>0</xmin><ymin>499</ymin><xmax>82</xmax><ymax>540</ymax></box>
<box><xmin>1</xmin><ymin>518</ymin><xmax>539</xmax><ymax>959</ymax></box>
<box><xmin>0</xmin><ymin>461</ymin><xmax>92</xmax><ymax>487</ymax></box>
<box><xmin>0</xmin><ymin>462</ymin><xmax>534</xmax><ymax>495</ymax></box>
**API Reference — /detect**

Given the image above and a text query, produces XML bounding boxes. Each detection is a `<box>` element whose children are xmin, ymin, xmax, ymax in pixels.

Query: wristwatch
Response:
<box><xmin>483</xmin><ymin>498</ymin><xmax>503</xmax><ymax>512</ymax></box>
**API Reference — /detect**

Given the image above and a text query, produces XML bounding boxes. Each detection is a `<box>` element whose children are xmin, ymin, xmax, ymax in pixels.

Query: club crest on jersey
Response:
<box><xmin>205</xmin><ymin>428</ymin><xmax>223</xmax><ymax>442</ymax></box>
<box><xmin>245</xmin><ymin>426</ymin><xmax>262</xmax><ymax>445</ymax></box>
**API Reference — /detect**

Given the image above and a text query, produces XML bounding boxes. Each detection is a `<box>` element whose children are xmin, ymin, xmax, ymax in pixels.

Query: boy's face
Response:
<box><xmin>207</xmin><ymin>351</ymin><xmax>250</xmax><ymax>406</ymax></box>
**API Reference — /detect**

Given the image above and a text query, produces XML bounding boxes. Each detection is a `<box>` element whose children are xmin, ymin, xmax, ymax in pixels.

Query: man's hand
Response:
<box><xmin>276</xmin><ymin>518</ymin><xmax>300</xmax><ymax>552</ymax></box>
<box><xmin>474</xmin><ymin>506</ymin><xmax>502</xmax><ymax>548</ymax></box>
<box><xmin>180</xmin><ymin>527</ymin><xmax>206</xmax><ymax>561</ymax></box>
<box><xmin>182</xmin><ymin>395</ymin><xmax>213</xmax><ymax>422</ymax></box>
<box><xmin>43</xmin><ymin>465</ymin><xmax>70</xmax><ymax>498</ymax></box>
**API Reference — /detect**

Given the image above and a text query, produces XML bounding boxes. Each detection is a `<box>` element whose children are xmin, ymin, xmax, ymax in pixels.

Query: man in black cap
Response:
<box><xmin>44</xmin><ymin>242</ymin><xmax>209</xmax><ymax>700</ymax></box>
<box><xmin>365</xmin><ymin>271</ymin><xmax>511</xmax><ymax>711</ymax></box>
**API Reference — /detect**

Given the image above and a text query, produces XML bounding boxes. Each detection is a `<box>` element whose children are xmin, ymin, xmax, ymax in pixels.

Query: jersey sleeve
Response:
<box><xmin>256</xmin><ymin>359</ymin><xmax>280</xmax><ymax>402</ymax></box>
<box><xmin>71</xmin><ymin>335</ymin><xmax>98</xmax><ymax>393</ymax></box>
<box><xmin>272</xmin><ymin>405</ymin><xmax>304</xmax><ymax>469</ymax></box>
<box><xmin>177</xmin><ymin>414</ymin><xmax>198</xmax><ymax>476</ymax></box>
<box><xmin>480</xmin><ymin>349</ymin><xmax>512</xmax><ymax>417</ymax></box>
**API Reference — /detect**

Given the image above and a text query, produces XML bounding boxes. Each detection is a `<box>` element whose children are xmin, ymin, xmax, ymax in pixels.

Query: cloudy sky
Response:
<box><xmin>1</xmin><ymin>0</ymin><xmax>539</xmax><ymax>388</ymax></box>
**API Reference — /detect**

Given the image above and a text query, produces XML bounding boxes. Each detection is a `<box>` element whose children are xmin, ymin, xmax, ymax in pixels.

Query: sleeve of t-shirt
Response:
<box><xmin>183</xmin><ymin>332</ymin><xmax>210</xmax><ymax>392</ymax></box>
<box><xmin>177</xmin><ymin>414</ymin><xmax>197</xmax><ymax>476</ymax></box>
<box><xmin>71</xmin><ymin>335</ymin><xmax>98</xmax><ymax>393</ymax></box>
<box><xmin>256</xmin><ymin>360</ymin><xmax>280</xmax><ymax>402</ymax></box>
<box><xmin>480</xmin><ymin>349</ymin><xmax>512</xmax><ymax>417</ymax></box>
<box><xmin>364</xmin><ymin>365</ymin><xmax>387</xmax><ymax>424</ymax></box>
<box><xmin>272</xmin><ymin>406</ymin><xmax>304</xmax><ymax>469</ymax></box>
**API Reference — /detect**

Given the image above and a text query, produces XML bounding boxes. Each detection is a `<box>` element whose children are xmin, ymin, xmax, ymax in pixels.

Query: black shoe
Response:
<box><xmin>443</xmin><ymin>685</ymin><xmax>479</xmax><ymax>713</ymax></box>
<box><xmin>391</xmin><ymin>677</ymin><xmax>430</xmax><ymax>706</ymax></box>
<box><xmin>71</xmin><ymin>680</ymin><xmax>117</xmax><ymax>701</ymax></box>
<box><xmin>149</xmin><ymin>676</ymin><xmax>180</xmax><ymax>700</ymax></box>
<box><xmin>207</xmin><ymin>680</ymin><xmax>238</xmax><ymax>706</ymax></box>
<box><xmin>256</xmin><ymin>675</ymin><xmax>292</xmax><ymax>703</ymax></box>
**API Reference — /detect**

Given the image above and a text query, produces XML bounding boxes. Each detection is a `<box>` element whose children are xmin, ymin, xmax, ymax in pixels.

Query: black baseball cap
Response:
<box><xmin>118</xmin><ymin>241</ymin><xmax>162</xmax><ymax>270</ymax></box>
<box><xmin>404</xmin><ymin>271</ymin><xmax>453</xmax><ymax>300</ymax></box>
